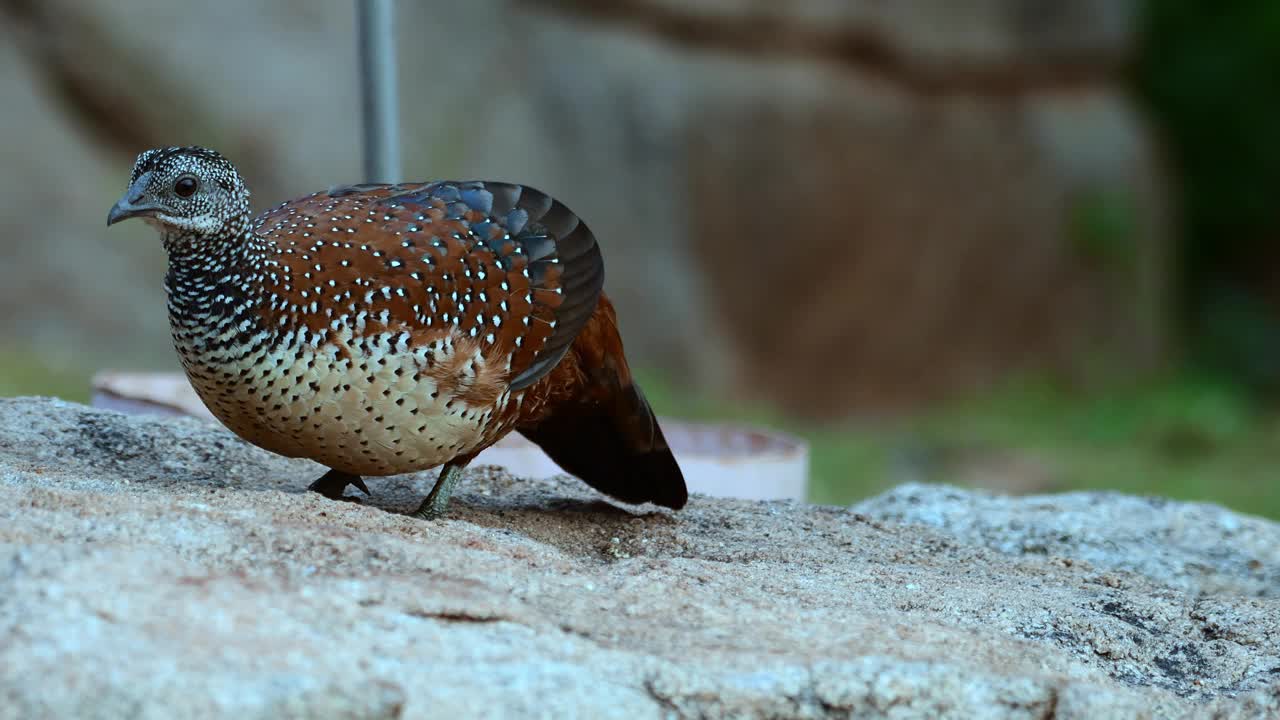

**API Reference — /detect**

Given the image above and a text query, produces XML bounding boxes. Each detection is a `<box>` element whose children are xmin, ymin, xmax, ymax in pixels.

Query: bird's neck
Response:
<box><xmin>162</xmin><ymin>216</ymin><xmax>278</xmax><ymax>324</ymax></box>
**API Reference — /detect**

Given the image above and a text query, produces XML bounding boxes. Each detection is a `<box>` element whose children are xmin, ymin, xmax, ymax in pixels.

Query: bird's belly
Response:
<box><xmin>179</xmin><ymin>333</ymin><xmax>512</xmax><ymax>475</ymax></box>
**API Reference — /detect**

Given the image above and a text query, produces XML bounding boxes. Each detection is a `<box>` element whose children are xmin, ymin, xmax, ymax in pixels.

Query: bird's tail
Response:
<box><xmin>519</xmin><ymin>377</ymin><xmax>688</xmax><ymax>510</ymax></box>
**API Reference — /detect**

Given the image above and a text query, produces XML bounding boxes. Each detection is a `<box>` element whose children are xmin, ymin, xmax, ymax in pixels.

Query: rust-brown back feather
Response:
<box><xmin>253</xmin><ymin>180</ymin><xmax>604</xmax><ymax>391</ymax></box>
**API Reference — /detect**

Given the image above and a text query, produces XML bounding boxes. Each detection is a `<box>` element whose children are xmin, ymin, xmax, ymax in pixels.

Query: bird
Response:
<box><xmin>106</xmin><ymin>146</ymin><xmax>687</xmax><ymax>519</ymax></box>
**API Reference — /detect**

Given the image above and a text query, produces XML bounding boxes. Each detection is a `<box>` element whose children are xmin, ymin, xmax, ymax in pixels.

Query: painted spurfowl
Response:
<box><xmin>107</xmin><ymin>146</ymin><xmax>687</xmax><ymax>518</ymax></box>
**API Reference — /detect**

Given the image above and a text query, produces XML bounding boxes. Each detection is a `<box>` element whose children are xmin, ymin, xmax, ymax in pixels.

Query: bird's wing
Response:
<box><xmin>253</xmin><ymin>181</ymin><xmax>604</xmax><ymax>391</ymax></box>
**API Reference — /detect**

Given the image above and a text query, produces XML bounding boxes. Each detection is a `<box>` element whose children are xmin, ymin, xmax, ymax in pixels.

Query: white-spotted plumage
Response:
<box><xmin>132</xmin><ymin>147</ymin><xmax>597</xmax><ymax>478</ymax></box>
<box><xmin>109</xmin><ymin>145</ymin><xmax>687</xmax><ymax>516</ymax></box>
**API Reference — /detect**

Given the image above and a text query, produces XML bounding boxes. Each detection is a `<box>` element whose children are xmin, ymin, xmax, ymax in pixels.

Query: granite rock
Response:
<box><xmin>0</xmin><ymin>397</ymin><xmax>1276</xmax><ymax>719</ymax></box>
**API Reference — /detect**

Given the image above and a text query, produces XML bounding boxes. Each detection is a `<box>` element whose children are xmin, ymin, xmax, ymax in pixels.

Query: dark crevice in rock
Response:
<box><xmin>641</xmin><ymin>676</ymin><xmax>686</xmax><ymax>717</ymax></box>
<box><xmin>1097</xmin><ymin>600</ymin><xmax>1154</xmax><ymax>632</ymax></box>
<box><xmin>403</xmin><ymin>609</ymin><xmax>506</xmax><ymax>624</ymax></box>
<box><xmin>519</xmin><ymin>0</ymin><xmax>1124</xmax><ymax>97</ymax></box>
<box><xmin>1042</xmin><ymin>686</ymin><xmax>1061</xmax><ymax>720</ymax></box>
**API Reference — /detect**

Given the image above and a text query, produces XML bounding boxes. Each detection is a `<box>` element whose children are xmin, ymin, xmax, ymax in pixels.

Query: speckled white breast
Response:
<box><xmin>178</xmin><ymin>328</ymin><xmax>512</xmax><ymax>476</ymax></box>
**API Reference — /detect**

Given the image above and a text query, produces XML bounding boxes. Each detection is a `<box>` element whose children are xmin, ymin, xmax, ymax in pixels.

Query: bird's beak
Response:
<box><xmin>106</xmin><ymin>199</ymin><xmax>159</xmax><ymax>226</ymax></box>
<box><xmin>107</xmin><ymin>174</ymin><xmax>160</xmax><ymax>226</ymax></box>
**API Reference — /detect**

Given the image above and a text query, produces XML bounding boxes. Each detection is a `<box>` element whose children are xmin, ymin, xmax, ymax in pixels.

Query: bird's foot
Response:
<box><xmin>307</xmin><ymin>469</ymin><xmax>370</xmax><ymax>503</ymax></box>
<box><xmin>410</xmin><ymin>462</ymin><xmax>466</xmax><ymax>520</ymax></box>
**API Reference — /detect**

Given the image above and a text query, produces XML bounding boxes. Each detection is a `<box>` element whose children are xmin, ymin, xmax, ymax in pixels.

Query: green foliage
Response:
<box><xmin>1137</xmin><ymin>0</ymin><xmax>1280</xmax><ymax>383</ymax></box>
<box><xmin>903</xmin><ymin>374</ymin><xmax>1279</xmax><ymax>518</ymax></box>
<box><xmin>0</xmin><ymin>351</ymin><xmax>90</xmax><ymax>402</ymax></box>
<box><xmin>1069</xmin><ymin>190</ymin><xmax>1138</xmax><ymax>273</ymax></box>
<box><xmin>1140</xmin><ymin>1</ymin><xmax>1280</xmax><ymax>247</ymax></box>
<box><xmin>638</xmin><ymin>370</ymin><xmax>1280</xmax><ymax>520</ymax></box>
<box><xmin>1195</xmin><ymin>289</ymin><xmax>1280</xmax><ymax>391</ymax></box>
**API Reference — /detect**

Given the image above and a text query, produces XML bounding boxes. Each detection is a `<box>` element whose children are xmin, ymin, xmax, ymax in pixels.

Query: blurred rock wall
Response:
<box><xmin>0</xmin><ymin>0</ymin><xmax>1167</xmax><ymax>416</ymax></box>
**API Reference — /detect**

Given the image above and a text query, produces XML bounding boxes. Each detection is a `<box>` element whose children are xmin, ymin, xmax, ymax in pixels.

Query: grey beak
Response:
<box><xmin>107</xmin><ymin>174</ymin><xmax>159</xmax><ymax>226</ymax></box>
<box><xmin>107</xmin><ymin>199</ymin><xmax>143</xmax><ymax>226</ymax></box>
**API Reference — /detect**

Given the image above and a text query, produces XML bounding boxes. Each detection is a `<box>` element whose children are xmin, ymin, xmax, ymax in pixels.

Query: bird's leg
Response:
<box><xmin>411</xmin><ymin>461</ymin><xmax>469</xmax><ymax>520</ymax></box>
<box><xmin>307</xmin><ymin>468</ymin><xmax>370</xmax><ymax>502</ymax></box>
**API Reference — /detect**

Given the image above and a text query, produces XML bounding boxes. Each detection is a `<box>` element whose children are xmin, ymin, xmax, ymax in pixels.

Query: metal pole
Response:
<box><xmin>357</xmin><ymin>0</ymin><xmax>401</xmax><ymax>183</ymax></box>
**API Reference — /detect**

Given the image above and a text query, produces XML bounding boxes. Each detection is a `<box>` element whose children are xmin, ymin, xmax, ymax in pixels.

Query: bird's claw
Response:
<box><xmin>307</xmin><ymin>470</ymin><xmax>370</xmax><ymax>502</ymax></box>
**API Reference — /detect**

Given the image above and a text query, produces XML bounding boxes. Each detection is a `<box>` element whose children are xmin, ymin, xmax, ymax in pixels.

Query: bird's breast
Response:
<box><xmin>173</xmin><ymin>322</ymin><xmax>522</xmax><ymax>476</ymax></box>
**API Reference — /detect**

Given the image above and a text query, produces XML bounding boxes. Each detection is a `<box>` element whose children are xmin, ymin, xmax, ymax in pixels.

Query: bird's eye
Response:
<box><xmin>174</xmin><ymin>176</ymin><xmax>199</xmax><ymax>198</ymax></box>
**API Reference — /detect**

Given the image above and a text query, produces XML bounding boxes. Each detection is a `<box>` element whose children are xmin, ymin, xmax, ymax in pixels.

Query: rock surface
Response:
<box><xmin>1</xmin><ymin>396</ymin><xmax>1277</xmax><ymax>719</ymax></box>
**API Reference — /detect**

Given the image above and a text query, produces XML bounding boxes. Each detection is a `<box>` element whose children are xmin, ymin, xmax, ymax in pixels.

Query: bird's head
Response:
<box><xmin>107</xmin><ymin>146</ymin><xmax>250</xmax><ymax>240</ymax></box>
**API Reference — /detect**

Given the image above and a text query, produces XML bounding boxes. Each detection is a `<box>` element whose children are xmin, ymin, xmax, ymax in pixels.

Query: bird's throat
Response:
<box><xmin>162</xmin><ymin>226</ymin><xmax>276</xmax><ymax>330</ymax></box>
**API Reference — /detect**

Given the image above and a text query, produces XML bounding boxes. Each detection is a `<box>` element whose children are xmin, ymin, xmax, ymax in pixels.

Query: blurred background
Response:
<box><xmin>1</xmin><ymin>0</ymin><xmax>1278</xmax><ymax>516</ymax></box>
